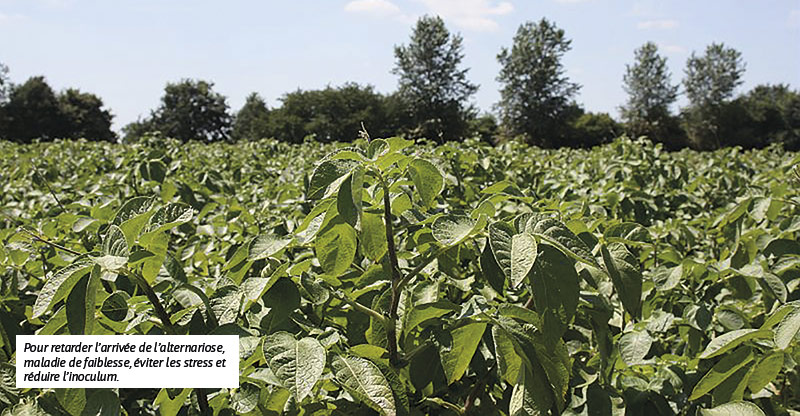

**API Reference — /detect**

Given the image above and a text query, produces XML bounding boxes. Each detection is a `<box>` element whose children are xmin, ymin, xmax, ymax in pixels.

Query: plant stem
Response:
<box><xmin>196</xmin><ymin>388</ymin><xmax>210</xmax><ymax>414</ymax></box>
<box><xmin>32</xmin><ymin>162</ymin><xmax>65</xmax><ymax>212</ymax></box>
<box><xmin>21</xmin><ymin>228</ymin><xmax>82</xmax><ymax>256</ymax></box>
<box><xmin>396</xmin><ymin>245</ymin><xmax>451</xmax><ymax>295</ymax></box>
<box><xmin>330</xmin><ymin>289</ymin><xmax>387</xmax><ymax>324</ymax></box>
<box><xmin>463</xmin><ymin>363</ymin><xmax>496</xmax><ymax>414</ymax></box>
<box><xmin>379</xmin><ymin>176</ymin><xmax>403</xmax><ymax>366</ymax></box>
<box><xmin>123</xmin><ymin>269</ymin><xmax>176</xmax><ymax>335</ymax></box>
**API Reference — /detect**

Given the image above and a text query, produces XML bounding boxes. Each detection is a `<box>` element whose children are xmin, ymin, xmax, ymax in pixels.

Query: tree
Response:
<box><xmin>496</xmin><ymin>18</ymin><xmax>580</xmax><ymax>147</ymax></box>
<box><xmin>710</xmin><ymin>84</ymin><xmax>800</xmax><ymax>150</ymax></box>
<box><xmin>58</xmin><ymin>88</ymin><xmax>116</xmax><ymax>141</ymax></box>
<box><xmin>621</xmin><ymin>42</ymin><xmax>680</xmax><ymax>143</ymax></box>
<box><xmin>682</xmin><ymin>43</ymin><xmax>745</xmax><ymax>149</ymax></box>
<box><xmin>269</xmin><ymin>83</ymin><xmax>399</xmax><ymax>143</ymax></box>
<box><xmin>393</xmin><ymin>15</ymin><xmax>478</xmax><ymax>142</ymax></box>
<box><xmin>0</xmin><ymin>61</ymin><xmax>9</xmax><ymax>103</ymax></box>
<box><xmin>232</xmin><ymin>93</ymin><xmax>272</xmax><ymax>141</ymax></box>
<box><xmin>146</xmin><ymin>79</ymin><xmax>232</xmax><ymax>142</ymax></box>
<box><xmin>566</xmin><ymin>110</ymin><xmax>622</xmax><ymax>148</ymax></box>
<box><xmin>0</xmin><ymin>62</ymin><xmax>9</xmax><ymax>138</ymax></box>
<box><xmin>3</xmin><ymin>76</ymin><xmax>65</xmax><ymax>142</ymax></box>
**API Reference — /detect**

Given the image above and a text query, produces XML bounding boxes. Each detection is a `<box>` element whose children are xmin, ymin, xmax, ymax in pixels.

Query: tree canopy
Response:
<box><xmin>621</xmin><ymin>42</ymin><xmax>680</xmax><ymax>145</ymax></box>
<box><xmin>133</xmin><ymin>79</ymin><xmax>233</xmax><ymax>142</ymax></box>
<box><xmin>496</xmin><ymin>18</ymin><xmax>580</xmax><ymax>147</ymax></box>
<box><xmin>393</xmin><ymin>15</ymin><xmax>478</xmax><ymax>142</ymax></box>
<box><xmin>682</xmin><ymin>43</ymin><xmax>746</xmax><ymax>149</ymax></box>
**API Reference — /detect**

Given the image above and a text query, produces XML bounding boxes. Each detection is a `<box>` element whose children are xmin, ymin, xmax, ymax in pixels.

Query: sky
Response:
<box><xmin>0</xmin><ymin>0</ymin><xmax>798</xmax><ymax>132</ymax></box>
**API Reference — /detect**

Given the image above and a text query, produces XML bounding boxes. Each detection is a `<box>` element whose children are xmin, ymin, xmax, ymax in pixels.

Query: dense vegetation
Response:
<box><xmin>1</xmin><ymin>136</ymin><xmax>799</xmax><ymax>415</ymax></box>
<box><xmin>1</xmin><ymin>16</ymin><xmax>798</xmax><ymax>150</ymax></box>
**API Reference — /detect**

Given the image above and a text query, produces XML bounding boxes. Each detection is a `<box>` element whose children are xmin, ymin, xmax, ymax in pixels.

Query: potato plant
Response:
<box><xmin>0</xmin><ymin>136</ymin><xmax>799</xmax><ymax>415</ymax></box>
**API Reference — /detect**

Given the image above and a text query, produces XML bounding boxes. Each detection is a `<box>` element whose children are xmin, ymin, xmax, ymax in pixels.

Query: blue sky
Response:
<box><xmin>1</xmin><ymin>0</ymin><xmax>798</xmax><ymax>131</ymax></box>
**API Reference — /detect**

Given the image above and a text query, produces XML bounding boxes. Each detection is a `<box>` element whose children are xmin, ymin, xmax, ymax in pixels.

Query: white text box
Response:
<box><xmin>16</xmin><ymin>335</ymin><xmax>238</xmax><ymax>388</ymax></box>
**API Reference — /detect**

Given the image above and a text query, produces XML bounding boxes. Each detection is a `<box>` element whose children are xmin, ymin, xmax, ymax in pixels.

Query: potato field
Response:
<box><xmin>1</xmin><ymin>136</ymin><xmax>799</xmax><ymax>415</ymax></box>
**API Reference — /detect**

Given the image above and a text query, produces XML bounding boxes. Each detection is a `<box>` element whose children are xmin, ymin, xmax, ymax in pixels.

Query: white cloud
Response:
<box><xmin>0</xmin><ymin>11</ymin><xmax>25</xmax><ymax>24</ymax></box>
<box><xmin>555</xmin><ymin>0</ymin><xmax>591</xmax><ymax>3</ymax></box>
<box><xmin>789</xmin><ymin>9</ymin><xmax>800</xmax><ymax>28</ymax></box>
<box><xmin>415</xmin><ymin>0</ymin><xmax>514</xmax><ymax>31</ymax></box>
<box><xmin>637</xmin><ymin>19</ymin><xmax>678</xmax><ymax>30</ymax></box>
<box><xmin>344</xmin><ymin>0</ymin><xmax>401</xmax><ymax>17</ymax></box>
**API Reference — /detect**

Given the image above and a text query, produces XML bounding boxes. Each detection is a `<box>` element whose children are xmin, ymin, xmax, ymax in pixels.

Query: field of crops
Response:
<box><xmin>1</xmin><ymin>136</ymin><xmax>799</xmax><ymax>415</ymax></box>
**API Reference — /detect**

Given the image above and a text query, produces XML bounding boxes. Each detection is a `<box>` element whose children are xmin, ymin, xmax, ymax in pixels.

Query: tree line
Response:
<box><xmin>0</xmin><ymin>16</ymin><xmax>797</xmax><ymax>150</ymax></box>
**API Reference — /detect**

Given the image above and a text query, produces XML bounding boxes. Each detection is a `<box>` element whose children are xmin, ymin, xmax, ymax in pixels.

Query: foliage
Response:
<box><xmin>232</xmin><ymin>92</ymin><xmax>272</xmax><ymax>141</ymax></box>
<box><xmin>682</xmin><ymin>43</ymin><xmax>746</xmax><ymax>149</ymax></box>
<box><xmin>0</xmin><ymin>77</ymin><xmax>116</xmax><ymax>143</ymax></box>
<box><xmin>724</xmin><ymin>84</ymin><xmax>800</xmax><ymax>150</ymax></box>
<box><xmin>496</xmin><ymin>18</ymin><xmax>580</xmax><ymax>147</ymax></box>
<box><xmin>1</xmin><ymin>76</ymin><xmax>65</xmax><ymax>142</ymax></box>
<box><xmin>565</xmin><ymin>110</ymin><xmax>622</xmax><ymax>148</ymax></box>
<box><xmin>0</xmin><ymin>62</ymin><xmax>9</xmax><ymax>104</ymax></box>
<box><xmin>269</xmin><ymin>83</ymin><xmax>399</xmax><ymax>143</ymax></box>
<box><xmin>57</xmin><ymin>89</ymin><xmax>116</xmax><ymax>141</ymax></box>
<box><xmin>393</xmin><ymin>15</ymin><xmax>478</xmax><ymax>143</ymax></box>
<box><xmin>621</xmin><ymin>42</ymin><xmax>680</xmax><ymax>146</ymax></box>
<box><xmin>126</xmin><ymin>79</ymin><xmax>233</xmax><ymax>143</ymax></box>
<box><xmin>1</xmin><ymin>136</ymin><xmax>799</xmax><ymax>415</ymax></box>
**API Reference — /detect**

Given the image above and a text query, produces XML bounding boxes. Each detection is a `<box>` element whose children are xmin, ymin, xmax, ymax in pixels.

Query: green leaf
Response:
<box><xmin>315</xmin><ymin>222</ymin><xmax>357</xmax><ymax>276</ymax></box>
<box><xmin>408</xmin><ymin>158</ymin><xmax>443</xmax><ymax>207</ymax></box>
<box><xmin>690</xmin><ymin>346</ymin><xmax>756</xmax><ymax>401</ymax></box>
<box><xmin>604</xmin><ymin>222</ymin><xmax>651</xmax><ymax>244</ymax></box>
<box><xmin>480</xmin><ymin>239</ymin><xmax>505</xmax><ymax>293</ymax></box>
<box><xmin>56</xmin><ymin>388</ymin><xmax>86</xmax><ymax>416</ymax></box>
<box><xmin>361</xmin><ymin>213</ymin><xmax>388</xmax><ymax>261</ymax></box>
<box><xmin>262</xmin><ymin>332</ymin><xmax>326</xmax><ymax>403</ymax></box>
<box><xmin>432</xmin><ymin>215</ymin><xmax>476</xmax><ymax>247</ymax></box>
<box><xmin>403</xmin><ymin>301</ymin><xmax>459</xmax><ymax>335</ymax></box>
<box><xmin>139</xmin><ymin>159</ymin><xmax>167</xmax><ymax>183</ymax></box>
<box><xmin>209</xmin><ymin>285</ymin><xmax>242</xmax><ymax>325</ymax></box>
<box><xmin>261</xmin><ymin>278</ymin><xmax>300</xmax><ymax>331</ymax></box>
<box><xmin>438</xmin><ymin>322</ymin><xmax>487</xmax><ymax>385</ymax></box>
<box><xmin>337</xmin><ymin>167</ymin><xmax>364</xmax><ymax>227</ymax></box>
<box><xmin>510</xmin><ymin>233</ymin><xmax>536</xmax><ymax>288</ymax></box>
<box><xmin>493</xmin><ymin>326</ymin><xmax>522</xmax><ymax>385</ymax></box>
<box><xmin>619</xmin><ymin>330</ymin><xmax>652</xmax><ymax>366</ymax></box>
<box><xmin>712</xmin><ymin>363</ymin><xmax>752</xmax><ymax>405</ymax></box>
<box><xmin>774</xmin><ymin>306</ymin><xmax>800</xmax><ymax>350</ymax></box>
<box><xmin>102</xmin><ymin>225</ymin><xmax>129</xmax><ymax>257</ymax></box>
<box><xmin>101</xmin><ymin>291</ymin><xmax>130</xmax><ymax>322</ymax></box>
<box><xmin>654</xmin><ymin>263</ymin><xmax>683</xmax><ymax>291</ymax></box>
<box><xmin>489</xmin><ymin>221</ymin><xmax>515</xmax><ymax>279</ymax></box>
<box><xmin>758</xmin><ymin>272</ymin><xmax>788</xmax><ymax>303</ymax></box>
<box><xmin>307</xmin><ymin>159</ymin><xmax>360</xmax><ymax>200</ymax></box>
<box><xmin>601</xmin><ymin>243</ymin><xmax>642</xmax><ymax>319</ymax></box>
<box><xmin>140</xmin><ymin>232</ymin><xmax>169</xmax><ymax>284</ymax></box>
<box><xmin>367</xmin><ymin>138</ymin><xmax>389</xmax><ymax>159</ymax></box>
<box><xmin>699</xmin><ymin>329</ymin><xmax>772</xmax><ymax>359</ymax></box>
<box><xmin>746</xmin><ymin>352</ymin><xmax>784</xmax><ymax>393</ymax></box>
<box><xmin>248</xmin><ymin>234</ymin><xmax>291</xmax><ymax>261</ymax></box>
<box><xmin>528</xmin><ymin>244</ymin><xmax>579</xmax><ymax>340</ymax></box>
<box><xmin>142</xmin><ymin>203</ymin><xmax>193</xmax><ymax>235</ymax></box>
<box><xmin>524</xmin><ymin>215</ymin><xmax>598</xmax><ymax>267</ymax></box>
<box><xmin>699</xmin><ymin>401</ymin><xmax>766</xmax><ymax>416</ymax></box>
<box><xmin>33</xmin><ymin>256</ymin><xmax>94</xmax><ymax>318</ymax></box>
<box><xmin>153</xmin><ymin>388</ymin><xmax>191</xmax><ymax>416</ymax></box>
<box><xmin>301</xmin><ymin>274</ymin><xmax>331</xmax><ymax>305</ymax></box>
<box><xmin>509</xmin><ymin>366</ymin><xmax>553</xmax><ymax>416</ymax></box>
<box><xmin>332</xmin><ymin>354</ymin><xmax>397</xmax><ymax>416</ymax></box>
<box><xmin>112</xmin><ymin>196</ymin><xmax>156</xmax><ymax>226</ymax></box>
<box><xmin>230</xmin><ymin>382</ymin><xmax>260</xmax><ymax>414</ymax></box>
<box><xmin>82</xmin><ymin>389</ymin><xmax>120</xmax><ymax>416</ymax></box>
